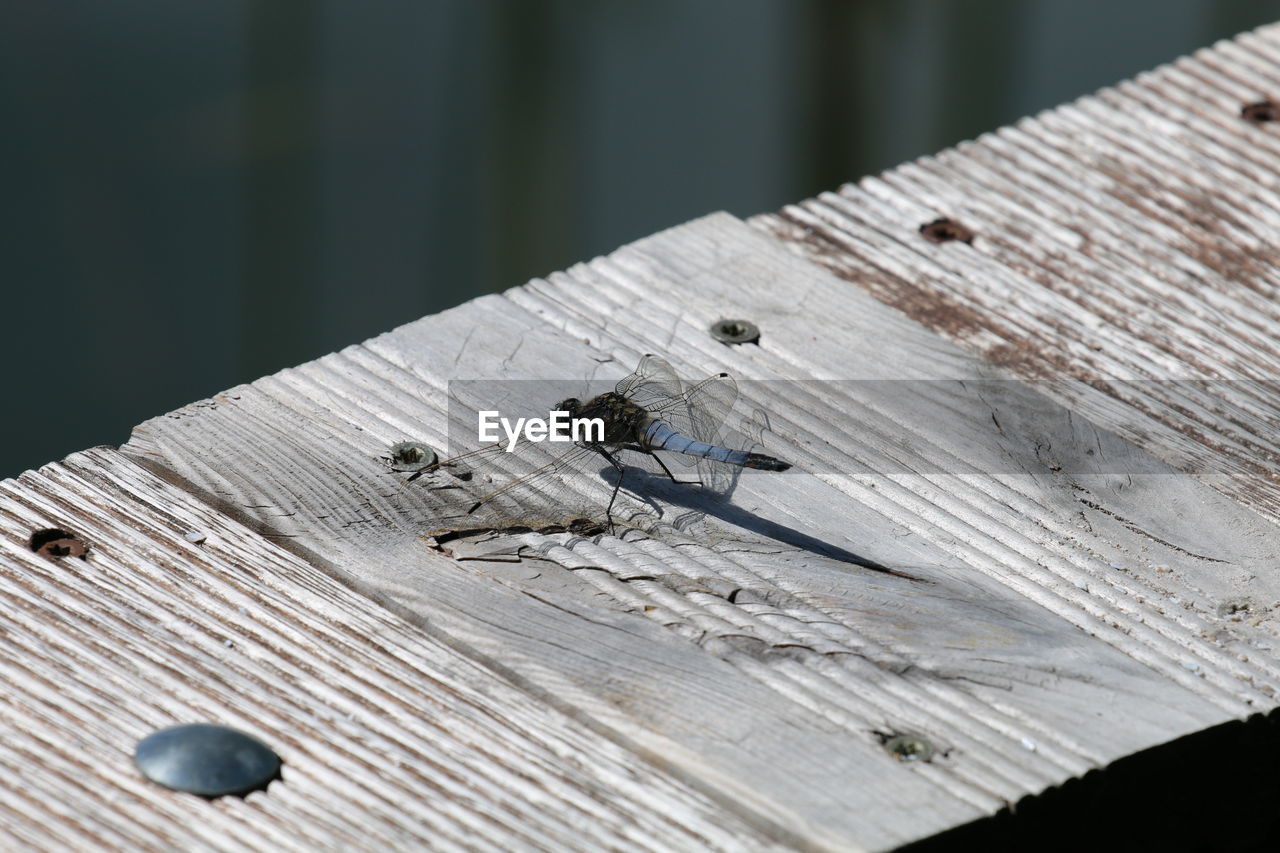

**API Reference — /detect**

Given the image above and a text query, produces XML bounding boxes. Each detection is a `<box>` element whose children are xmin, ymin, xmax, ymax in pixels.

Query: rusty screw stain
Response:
<box><xmin>884</xmin><ymin>733</ymin><xmax>935</xmax><ymax>762</ymax></box>
<box><xmin>920</xmin><ymin>218</ymin><xmax>974</xmax><ymax>244</ymax></box>
<box><xmin>29</xmin><ymin>528</ymin><xmax>89</xmax><ymax>560</ymax></box>
<box><xmin>709</xmin><ymin>319</ymin><xmax>760</xmax><ymax>345</ymax></box>
<box><xmin>1241</xmin><ymin>100</ymin><xmax>1279</xmax><ymax>123</ymax></box>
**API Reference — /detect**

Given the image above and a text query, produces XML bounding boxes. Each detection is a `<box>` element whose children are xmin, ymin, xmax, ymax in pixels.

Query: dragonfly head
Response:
<box><xmin>555</xmin><ymin>397</ymin><xmax>581</xmax><ymax>418</ymax></box>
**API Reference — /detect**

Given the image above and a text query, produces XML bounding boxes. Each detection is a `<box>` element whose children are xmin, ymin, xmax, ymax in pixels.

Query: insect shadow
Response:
<box><xmin>592</xmin><ymin>463</ymin><xmax>922</xmax><ymax>581</ymax></box>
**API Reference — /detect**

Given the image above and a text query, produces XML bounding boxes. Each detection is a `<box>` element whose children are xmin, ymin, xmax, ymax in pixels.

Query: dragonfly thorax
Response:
<box><xmin>556</xmin><ymin>392</ymin><xmax>649</xmax><ymax>446</ymax></box>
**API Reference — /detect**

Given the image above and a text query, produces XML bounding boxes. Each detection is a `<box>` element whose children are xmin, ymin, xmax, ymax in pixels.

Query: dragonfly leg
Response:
<box><xmin>617</xmin><ymin>443</ymin><xmax>687</xmax><ymax>485</ymax></box>
<box><xmin>597</xmin><ymin>448</ymin><xmax>627</xmax><ymax>534</ymax></box>
<box><xmin>649</xmin><ymin>452</ymin><xmax>682</xmax><ymax>486</ymax></box>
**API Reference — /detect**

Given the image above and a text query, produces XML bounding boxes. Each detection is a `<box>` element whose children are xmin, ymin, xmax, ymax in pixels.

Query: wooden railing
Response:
<box><xmin>5</xmin><ymin>22</ymin><xmax>1280</xmax><ymax>852</ymax></box>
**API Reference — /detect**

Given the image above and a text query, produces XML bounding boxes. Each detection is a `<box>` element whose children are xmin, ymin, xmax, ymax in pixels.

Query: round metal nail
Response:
<box><xmin>884</xmin><ymin>733</ymin><xmax>934</xmax><ymax>762</ymax></box>
<box><xmin>385</xmin><ymin>440</ymin><xmax>437</xmax><ymax>471</ymax></box>
<box><xmin>710</xmin><ymin>319</ymin><xmax>760</xmax><ymax>345</ymax></box>
<box><xmin>29</xmin><ymin>528</ymin><xmax>89</xmax><ymax>560</ymax></box>
<box><xmin>135</xmin><ymin>723</ymin><xmax>281</xmax><ymax>798</ymax></box>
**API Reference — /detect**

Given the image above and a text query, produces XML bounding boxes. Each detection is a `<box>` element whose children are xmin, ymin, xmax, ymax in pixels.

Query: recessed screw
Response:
<box><xmin>919</xmin><ymin>218</ymin><xmax>974</xmax><ymax>244</ymax></box>
<box><xmin>385</xmin><ymin>440</ymin><xmax>437</xmax><ymax>471</ymax></box>
<box><xmin>710</xmin><ymin>319</ymin><xmax>760</xmax><ymax>345</ymax></box>
<box><xmin>1216</xmin><ymin>598</ymin><xmax>1253</xmax><ymax>617</ymax></box>
<box><xmin>135</xmin><ymin>723</ymin><xmax>281</xmax><ymax>798</ymax></box>
<box><xmin>884</xmin><ymin>733</ymin><xmax>935</xmax><ymax>762</ymax></box>
<box><xmin>29</xmin><ymin>528</ymin><xmax>89</xmax><ymax>560</ymax></box>
<box><xmin>1242</xmin><ymin>100</ymin><xmax>1278</xmax><ymax>123</ymax></box>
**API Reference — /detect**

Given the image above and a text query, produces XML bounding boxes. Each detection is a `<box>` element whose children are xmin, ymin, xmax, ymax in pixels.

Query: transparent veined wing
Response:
<box><xmin>615</xmin><ymin>354</ymin><xmax>753</xmax><ymax>497</ymax></box>
<box><xmin>617</xmin><ymin>355</ymin><xmax>739</xmax><ymax>454</ymax></box>
<box><xmin>615</xmin><ymin>355</ymin><xmax>691</xmax><ymax>413</ymax></box>
<box><xmin>406</xmin><ymin>438</ymin><xmax>613</xmax><ymax>534</ymax></box>
<box><xmin>403</xmin><ymin>376</ymin><xmax>615</xmax><ymax>534</ymax></box>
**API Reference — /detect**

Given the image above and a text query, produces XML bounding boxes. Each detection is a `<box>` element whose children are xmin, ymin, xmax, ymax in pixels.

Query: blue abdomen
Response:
<box><xmin>641</xmin><ymin>421</ymin><xmax>789</xmax><ymax>471</ymax></box>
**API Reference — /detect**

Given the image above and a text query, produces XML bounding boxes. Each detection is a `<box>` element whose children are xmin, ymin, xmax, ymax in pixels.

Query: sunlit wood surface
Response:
<box><xmin>6</xmin><ymin>22</ymin><xmax>1280</xmax><ymax>853</ymax></box>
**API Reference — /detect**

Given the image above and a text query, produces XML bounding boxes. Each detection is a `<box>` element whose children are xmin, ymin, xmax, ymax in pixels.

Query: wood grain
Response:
<box><xmin>122</xmin><ymin>210</ymin><xmax>1280</xmax><ymax>850</ymax></box>
<box><xmin>7</xmin><ymin>18</ymin><xmax>1280</xmax><ymax>853</ymax></box>
<box><xmin>752</xmin><ymin>22</ymin><xmax>1280</xmax><ymax>525</ymax></box>
<box><xmin>0</xmin><ymin>448</ymin><xmax>784</xmax><ymax>852</ymax></box>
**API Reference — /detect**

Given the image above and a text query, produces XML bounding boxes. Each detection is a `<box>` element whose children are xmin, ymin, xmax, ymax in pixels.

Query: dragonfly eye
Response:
<box><xmin>557</xmin><ymin>398</ymin><xmax>580</xmax><ymax>416</ymax></box>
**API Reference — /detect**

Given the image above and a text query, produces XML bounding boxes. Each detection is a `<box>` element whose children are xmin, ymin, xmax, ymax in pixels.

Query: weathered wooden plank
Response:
<box><xmin>0</xmin><ymin>448</ymin><xmax>785</xmax><ymax>852</ymax></box>
<box><xmin>7</xmin><ymin>19</ymin><xmax>1279</xmax><ymax>853</ymax></box>
<box><xmin>121</xmin><ymin>209</ymin><xmax>1280</xmax><ymax>850</ymax></box>
<box><xmin>753</xmin><ymin>21</ymin><xmax>1280</xmax><ymax>526</ymax></box>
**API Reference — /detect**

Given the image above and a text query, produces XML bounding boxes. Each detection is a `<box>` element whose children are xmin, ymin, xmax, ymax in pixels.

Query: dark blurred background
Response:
<box><xmin>2</xmin><ymin>0</ymin><xmax>1278</xmax><ymax>479</ymax></box>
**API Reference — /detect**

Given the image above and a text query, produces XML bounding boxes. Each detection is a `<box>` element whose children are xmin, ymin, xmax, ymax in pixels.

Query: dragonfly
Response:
<box><xmin>403</xmin><ymin>354</ymin><xmax>790</xmax><ymax>534</ymax></box>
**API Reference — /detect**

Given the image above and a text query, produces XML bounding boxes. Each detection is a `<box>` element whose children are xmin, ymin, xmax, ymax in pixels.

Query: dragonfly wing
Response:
<box><xmin>406</xmin><ymin>372</ymin><xmax>619</xmax><ymax>531</ymax></box>
<box><xmin>614</xmin><ymin>355</ymin><xmax>765</xmax><ymax>500</ymax></box>
<box><xmin>413</xmin><ymin>439</ymin><xmax>611</xmax><ymax>532</ymax></box>
<box><xmin>670</xmin><ymin>371</ymin><xmax>740</xmax><ymax>445</ymax></box>
<box><xmin>469</xmin><ymin>444</ymin><xmax>612</xmax><ymax>530</ymax></box>
<box><xmin>640</xmin><ymin>371</ymin><xmax>744</xmax><ymax>495</ymax></box>
<box><xmin>405</xmin><ymin>440</ymin><xmax>504</xmax><ymax>481</ymax></box>
<box><xmin>615</xmin><ymin>357</ymin><xmax>698</xmax><ymax>471</ymax></box>
<box><xmin>615</xmin><ymin>354</ymin><xmax>686</xmax><ymax>411</ymax></box>
<box><xmin>617</xmin><ymin>355</ymin><xmax>740</xmax><ymax>464</ymax></box>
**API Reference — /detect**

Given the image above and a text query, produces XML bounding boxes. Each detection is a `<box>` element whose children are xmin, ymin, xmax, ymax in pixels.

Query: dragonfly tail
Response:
<box><xmin>743</xmin><ymin>452</ymin><xmax>790</xmax><ymax>471</ymax></box>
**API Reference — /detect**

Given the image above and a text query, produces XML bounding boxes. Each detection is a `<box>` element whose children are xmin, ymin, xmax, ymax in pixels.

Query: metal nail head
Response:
<box><xmin>884</xmin><ymin>733</ymin><xmax>935</xmax><ymax>762</ymax></box>
<box><xmin>710</xmin><ymin>319</ymin><xmax>760</xmax><ymax>345</ymax></box>
<box><xmin>135</xmin><ymin>723</ymin><xmax>281</xmax><ymax>798</ymax></box>
<box><xmin>385</xmin><ymin>440</ymin><xmax>437</xmax><ymax>471</ymax></box>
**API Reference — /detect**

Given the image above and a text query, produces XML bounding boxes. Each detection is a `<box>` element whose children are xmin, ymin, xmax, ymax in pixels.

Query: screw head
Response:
<box><xmin>919</xmin><ymin>218</ymin><xmax>974</xmax><ymax>244</ymax></box>
<box><xmin>884</xmin><ymin>733</ymin><xmax>935</xmax><ymax>762</ymax></box>
<box><xmin>29</xmin><ymin>528</ymin><xmax>89</xmax><ymax>560</ymax></box>
<box><xmin>1242</xmin><ymin>100</ymin><xmax>1278</xmax><ymax>123</ymax></box>
<box><xmin>710</xmin><ymin>319</ymin><xmax>760</xmax><ymax>345</ymax></box>
<box><xmin>1216</xmin><ymin>598</ymin><xmax>1253</xmax><ymax>617</ymax></box>
<box><xmin>135</xmin><ymin>723</ymin><xmax>281</xmax><ymax>798</ymax></box>
<box><xmin>385</xmin><ymin>440</ymin><xmax>437</xmax><ymax>471</ymax></box>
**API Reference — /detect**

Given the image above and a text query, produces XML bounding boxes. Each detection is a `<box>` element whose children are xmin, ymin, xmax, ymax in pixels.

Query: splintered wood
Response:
<box><xmin>7</xmin><ymin>20</ymin><xmax>1280</xmax><ymax>853</ymax></box>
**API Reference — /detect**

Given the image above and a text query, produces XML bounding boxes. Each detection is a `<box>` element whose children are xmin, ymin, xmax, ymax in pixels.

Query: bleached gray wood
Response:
<box><xmin>0</xmin><ymin>448</ymin><xmax>784</xmax><ymax>852</ymax></box>
<box><xmin>753</xmin><ymin>22</ymin><xmax>1280</xmax><ymax>528</ymax></box>
<box><xmin>121</xmin><ymin>204</ymin><xmax>1280</xmax><ymax>851</ymax></box>
<box><xmin>6</xmin><ymin>18</ymin><xmax>1280</xmax><ymax>853</ymax></box>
